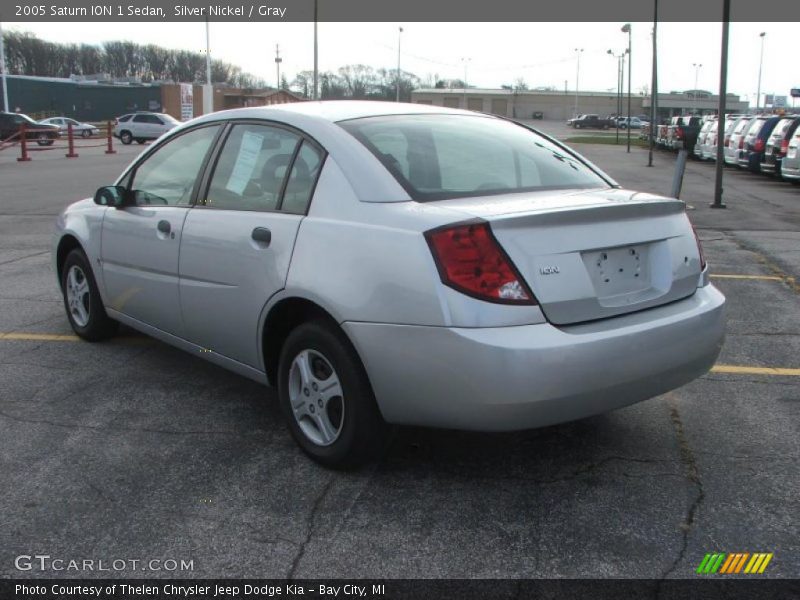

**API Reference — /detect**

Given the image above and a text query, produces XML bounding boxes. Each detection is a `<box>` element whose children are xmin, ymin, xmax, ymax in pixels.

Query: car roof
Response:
<box><xmin>195</xmin><ymin>100</ymin><xmax>482</xmax><ymax>124</ymax></box>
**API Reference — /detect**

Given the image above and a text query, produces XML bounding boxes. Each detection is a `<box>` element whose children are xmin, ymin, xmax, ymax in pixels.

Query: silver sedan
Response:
<box><xmin>39</xmin><ymin>117</ymin><xmax>100</xmax><ymax>138</ymax></box>
<box><xmin>53</xmin><ymin>101</ymin><xmax>726</xmax><ymax>468</ymax></box>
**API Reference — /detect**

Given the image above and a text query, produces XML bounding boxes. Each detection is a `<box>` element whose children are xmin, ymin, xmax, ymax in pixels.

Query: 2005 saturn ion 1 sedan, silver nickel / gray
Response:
<box><xmin>53</xmin><ymin>101</ymin><xmax>725</xmax><ymax>468</ymax></box>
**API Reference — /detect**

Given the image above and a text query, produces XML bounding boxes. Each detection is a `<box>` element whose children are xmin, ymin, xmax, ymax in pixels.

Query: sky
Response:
<box><xmin>7</xmin><ymin>21</ymin><xmax>799</xmax><ymax>105</ymax></box>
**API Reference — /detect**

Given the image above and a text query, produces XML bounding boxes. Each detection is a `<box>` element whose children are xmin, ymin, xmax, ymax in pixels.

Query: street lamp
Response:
<box><xmin>0</xmin><ymin>21</ymin><xmax>9</xmax><ymax>113</ymax></box>
<box><xmin>621</xmin><ymin>23</ymin><xmax>632</xmax><ymax>153</ymax></box>
<box><xmin>692</xmin><ymin>62</ymin><xmax>702</xmax><ymax>113</ymax></box>
<box><xmin>574</xmin><ymin>48</ymin><xmax>584</xmax><ymax>117</ymax></box>
<box><xmin>396</xmin><ymin>26</ymin><xmax>403</xmax><ymax>102</ymax></box>
<box><xmin>608</xmin><ymin>49</ymin><xmax>626</xmax><ymax>143</ymax></box>
<box><xmin>461</xmin><ymin>57</ymin><xmax>471</xmax><ymax>107</ymax></box>
<box><xmin>756</xmin><ymin>31</ymin><xmax>766</xmax><ymax>112</ymax></box>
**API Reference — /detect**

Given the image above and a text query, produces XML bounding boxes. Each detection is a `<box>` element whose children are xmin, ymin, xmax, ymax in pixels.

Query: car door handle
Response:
<box><xmin>251</xmin><ymin>227</ymin><xmax>272</xmax><ymax>247</ymax></box>
<box><xmin>157</xmin><ymin>220</ymin><xmax>171</xmax><ymax>234</ymax></box>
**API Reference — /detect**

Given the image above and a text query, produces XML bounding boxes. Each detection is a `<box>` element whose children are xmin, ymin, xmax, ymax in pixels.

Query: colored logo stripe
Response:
<box><xmin>698</xmin><ymin>553</ymin><xmax>773</xmax><ymax>574</ymax></box>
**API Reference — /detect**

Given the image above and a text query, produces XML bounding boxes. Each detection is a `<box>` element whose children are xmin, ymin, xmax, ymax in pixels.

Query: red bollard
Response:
<box><xmin>17</xmin><ymin>124</ymin><xmax>31</xmax><ymax>162</ymax></box>
<box><xmin>65</xmin><ymin>122</ymin><xmax>78</xmax><ymax>158</ymax></box>
<box><xmin>105</xmin><ymin>121</ymin><xmax>116</xmax><ymax>154</ymax></box>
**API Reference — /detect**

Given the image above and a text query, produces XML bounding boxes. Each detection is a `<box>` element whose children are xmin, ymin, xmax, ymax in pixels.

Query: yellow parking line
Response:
<box><xmin>0</xmin><ymin>332</ymin><xmax>79</xmax><ymax>341</ymax></box>
<box><xmin>711</xmin><ymin>364</ymin><xmax>800</xmax><ymax>376</ymax></box>
<box><xmin>710</xmin><ymin>274</ymin><xmax>784</xmax><ymax>281</ymax></box>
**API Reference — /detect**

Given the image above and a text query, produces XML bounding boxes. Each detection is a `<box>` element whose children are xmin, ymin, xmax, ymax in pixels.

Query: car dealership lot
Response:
<box><xmin>0</xmin><ymin>141</ymin><xmax>798</xmax><ymax>578</ymax></box>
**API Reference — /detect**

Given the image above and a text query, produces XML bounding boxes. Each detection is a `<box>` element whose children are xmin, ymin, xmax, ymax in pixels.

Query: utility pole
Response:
<box><xmin>0</xmin><ymin>21</ymin><xmax>9</xmax><ymax>113</ymax></box>
<box><xmin>461</xmin><ymin>57</ymin><xmax>470</xmax><ymax>107</ymax></box>
<box><xmin>711</xmin><ymin>0</ymin><xmax>730</xmax><ymax>209</ymax></box>
<box><xmin>396</xmin><ymin>26</ymin><xmax>403</xmax><ymax>102</ymax></box>
<box><xmin>608</xmin><ymin>49</ymin><xmax>625</xmax><ymax>143</ymax></box>
<box><xmin>622</xmin><ymin>23</ymin><xmax>632</xmax><ymax>152</ymax></box>
<box><xmin>692</xmin><ymin>63</ymin><xmax>703</xmax><ymax>112</ymax></box>
<box><xmin>574</xmin><ymin>48</ymin><xmax>584</xmax><ymax>117</ymax></box>
<box><xmin>756</xmin><ymin>32</ymin><xmax>766</xmax><ymax>113</ymax></box>
<box><xmin>648</xmin><ymin>2</ymin><xmax>658</xmax><ymax>167</ymax></box>
<box><xmin>275</xmin><ymin>44</ymin><xmax>282</xmax><ymax>89</ymax></box>
<box><xmin>313</xmin><ymin>0</ymin><xmax>318</xmax><ymax>100</ymax></box>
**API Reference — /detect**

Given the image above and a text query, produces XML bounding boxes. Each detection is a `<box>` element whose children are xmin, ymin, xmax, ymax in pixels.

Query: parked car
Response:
<box><xmin>113</xmin><ymin>112</ymin><xmax>179</xmax><ymax>145</ymax></box>
<box><xmin>567</xmin><ymin>114</ymin><xmax>613</xmax><ymax>129</ymax></box>
<box><xmin>53</xmin><ymin>102</ymin><xmax>725</xmax><ymax>468</ymax></box>
<box><xmin>737</xmin><ymin>115</ymin><xmax>782</xmax><ymax>172</ymax></box>
<box><xmin>781</xmin><ymin>123</ymin><xmax>800</xmax><ymax>182</ymax></box>
<box><xmin>0</xmin><ymin>112</ymin><xmax>61</xmax><ymax>145</ymax></box>
<box><xmin>760</xmin><ymin>115</ymin><xmax>800</xmax><ymax>176</ymax></box>
<box><xmin>693</xmin><ymin>118</ymin><xmax>717</xmax><ymax>160</ymax></box>
<box><xmin>39</xmin><ymin>117</ymin><xmax>100</xmax><ymax>138</ymax></box>
<box><xmin>701</xmin><ymin>119</ymin><xmax>720</xmax><ymax>161</ymax></box>
<box><xmin>616</xmin><ymin>116</ymin><xmax>648</xmax><ymax>129</ymax></box>
<box><xmin>724</xmin><ymin>116</ymin><xmax>754</xmax><ymax>167</ymax></box>
<box><xmin>666</xmin><ymin>115</ymin><xmax>703</xmax><ymax>151</ymax></box>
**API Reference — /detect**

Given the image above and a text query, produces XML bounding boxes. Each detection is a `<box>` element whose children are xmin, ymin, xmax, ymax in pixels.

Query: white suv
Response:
<box><xmin>114</xmin><ymin>112</ymin><xmax>179</xmax><ymax>145</ymax></box>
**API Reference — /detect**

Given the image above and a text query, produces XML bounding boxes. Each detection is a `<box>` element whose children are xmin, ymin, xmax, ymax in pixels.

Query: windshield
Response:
<box><xmin>339</xmin><ymin>114</ymin><xmax>609</xmax><ymax>202</ymax></box>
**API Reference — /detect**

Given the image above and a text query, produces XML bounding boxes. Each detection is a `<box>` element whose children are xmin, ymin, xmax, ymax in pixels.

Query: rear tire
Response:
<box><xmin>81</xmin><ymin>129</ymin><xmax>91</xmax><ymax>138</ymax></box>
<box><xmin>277</xmin><ymin>320</ymin><xmax>387</xmax><ymax>469</ymax></box>
<box><xmin>60</xmin><ymin>249</ymin><xmax>118</xmax><ymax>342</ymax></box>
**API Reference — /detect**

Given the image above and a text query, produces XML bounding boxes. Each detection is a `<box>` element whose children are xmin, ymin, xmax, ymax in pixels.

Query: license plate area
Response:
<box><xmin>582</xmin><ymin>244</ymin><xmax>652</xmax><ymax>302</ymax></box>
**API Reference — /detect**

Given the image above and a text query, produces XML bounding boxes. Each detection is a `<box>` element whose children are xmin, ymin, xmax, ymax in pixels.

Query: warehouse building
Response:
<box><xmin>3</xmin><ymin>74</ymin><xmax>301</xmax><ymax>122</ymax></box>
<box><xmin>410</xmin><ymin>88</ymin><xmax>748</xmax><ymax>121</ymax></box>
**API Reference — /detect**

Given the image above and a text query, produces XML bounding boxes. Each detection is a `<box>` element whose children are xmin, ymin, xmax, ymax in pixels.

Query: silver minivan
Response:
<box><xmin>781</xmin><ymin>123</ymin><xmax>800</xmax><ymax>181</ymax></box>
<box><xmin>724</xmin><ymin>116</ymin><xmax>753</xmax><ymax>166</ymax></box>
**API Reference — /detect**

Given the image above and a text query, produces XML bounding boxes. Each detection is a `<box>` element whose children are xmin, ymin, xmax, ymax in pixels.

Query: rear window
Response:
<box><xmin>747</xmin><ymin>119</ymin><xmax>765</xmax><ymax>136</ymax></box>
<box><xmin>733</xmin><ymin>119</ymin><xmax>751</xmax><ymax>134</ymax></box>
<box><xmin>118</xmin><ymin>115</ymin><xmax>132</xmax><ymax>122</ymax></box>
<box><xmin>339</xmin><ymin>115</ymin><xmax>608</xmax><ymax>202</ymax></box>
<box><xmin>773</xmin><ymin>118</ymin><xmax>794</xmax><ymax>137</ymax></box>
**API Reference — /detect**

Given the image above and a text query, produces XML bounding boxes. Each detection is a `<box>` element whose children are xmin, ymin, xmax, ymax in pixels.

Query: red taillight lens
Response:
<box><xmin>425</xmin><ymin>222</ymin><xmax>537</xmax><ymax>305</ymax></box>
<box><xmin>724</xmin><ymin>135</ymin><xmax>730</xmax><ymax>147</ymax></box>
<box><xmin>691</xmin><ymin>224</ymin><xmax>707</xmax><ymax>272</ymax></box>
<box><xmin>754</xmin><ymin>138</ymin><xmax>765</xmax><ymax>152</ymax></box>
<box><xmin>780</xmin><ymin>139</ymin><xmax>789</xmax><ymax>156</ymax></box>
<box><xmin>676</xmin><ymin>127</ymin><xmax>684</xmax><ymax>139</ymax></box>
<box><xmin>739</xmin><ymin>137</ymin><xmax>744</xmax><ymax>149</ymax></box>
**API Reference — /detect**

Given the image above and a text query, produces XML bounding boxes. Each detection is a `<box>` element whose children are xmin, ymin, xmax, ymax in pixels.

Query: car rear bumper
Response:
<box><xmin>782</xmin><ymin>163</ymin><xmax>800</xmax><ymax>180</ymax></box>
<box><xmin>345</xmin><ymin>284</ymin><xmax>725</xmax><ymax>431</ymax></box>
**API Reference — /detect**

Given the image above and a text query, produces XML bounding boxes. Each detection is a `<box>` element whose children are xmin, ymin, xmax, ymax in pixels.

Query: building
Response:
<box><xmin>3</xmin><ymin>75</ymin><xmax>302</xmax><ymax>122</ymax></box>
<box><xmin>410</xmin><ymin>88</ymin><xmax>749</xmax><ymax>122</ymax></box>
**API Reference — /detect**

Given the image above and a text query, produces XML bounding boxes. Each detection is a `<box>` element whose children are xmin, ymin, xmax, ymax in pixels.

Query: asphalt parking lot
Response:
<box><xmin>0</xmin><ymin>134</ymin><xmax>798</xmax><ymax>580</ymax></box>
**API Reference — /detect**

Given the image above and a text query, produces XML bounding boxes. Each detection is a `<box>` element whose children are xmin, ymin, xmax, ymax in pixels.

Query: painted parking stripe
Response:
<box><xmin>711</xmin><ymin>365</ymin><xmax>800</xmax><ymax>376</ymax></box>
<box><xmin>0</xmin><ymin>332</ymin><xmax>79</xmax><ymax>341</ymax></box>
<box><xmin>710</xmin><ymin>274</ymin><xmax>784</xmax><ymax>281</ymax></box>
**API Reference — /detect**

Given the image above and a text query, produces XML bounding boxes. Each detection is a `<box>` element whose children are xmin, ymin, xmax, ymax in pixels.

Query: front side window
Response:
<box><xmin>129</xmin><ymin>125</ymin><xmax>220</xmax><ymax>206</ymax></box>
<box><xmin>203</xmin><ymin>124</ymin><xmax>301</xmax><ymax>212</ymax></box>
<box><xmin>339</xmin><ymin>114</ymin><xmax>608</xmax><ymax>201</ymax></box>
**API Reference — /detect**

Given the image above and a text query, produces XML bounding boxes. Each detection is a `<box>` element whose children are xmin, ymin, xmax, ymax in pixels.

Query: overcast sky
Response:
<box><xmin>8</xmin><ymin>21</ymin><xmax>799</xmax><ymax>104</ymax></box>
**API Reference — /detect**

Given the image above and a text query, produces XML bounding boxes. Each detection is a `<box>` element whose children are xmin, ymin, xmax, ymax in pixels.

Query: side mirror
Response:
<box><xmin>94</xmin><ymin>185</ymin><xmax>127</xmax><ymax>207</ymax></box>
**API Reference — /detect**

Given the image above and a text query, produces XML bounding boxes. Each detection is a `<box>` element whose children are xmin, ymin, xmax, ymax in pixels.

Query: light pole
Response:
<box><xmin>275</xmin><ymin>44</ymin><xmax>282</xmax><ymax>89</ymax></box>
<box><xmin>396</xmin><ymin>26</ymin><xmax>403</xmax><ymax>102</ymax></box>
<box><xmin>621</xmin><ymin>23</ymin><xmax>632</xmax><ymax>152</ymax></box>
<box><xmin>608</xmin><ymin>49</ymin><xmax>625</xmax><ymax>143</ymax></box>
<box><xmin>756</xmin><ymin>31</ymin><xmax>766</xmax><ymax>112</ymax></box>
<box><xmin>313</xmin><ymin>0</ymin><xmax>318</xmax><ymax>100</ymax></box>
<box><xmin>574</xmin><ymin>48</ymin><xmax>584</xmax><ymax>117</ymax></box>
<box><xmin>648</xmin><ymin>2</ymin><xmax>659</xmax><ymax>168</ymax></box>
<box><xmin>0</xmin><ymin>21</ymin><xmax>8</xmax><ymax>113</ymax></box>
<box><xmin>692</xmin><ymin>62</ymin><xmax>702</xmax><ymax>112</ymax></box>
<box><xmin>461</xmin><ymin>57</ymin><xmax>471</xmax><ymax>107</ymax></box>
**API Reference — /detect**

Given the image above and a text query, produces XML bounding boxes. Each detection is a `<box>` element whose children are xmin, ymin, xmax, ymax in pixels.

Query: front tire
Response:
<box><xmin>81</xmin><ymin>129</ymin><xmax>92</xmax><ymax>138</ymax></box>
<box><xmin>277</xmin><ymin>320</ymin><xmax>387</xmax><ymax>469</ymax></box>
<box><xmin>61</xmin><ymin>249</ymin><xmax>118</xmax><ymax>341</ymax></box>
<box><xmin>120</xmin><ymin>131</ymin><xmax>133</xmax><ymax>145</ymax></box>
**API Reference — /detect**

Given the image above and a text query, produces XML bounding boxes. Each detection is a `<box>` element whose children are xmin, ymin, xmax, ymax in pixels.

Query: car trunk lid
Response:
<box><xmin>434</xmin><ymin>188</ymin><xmax>701</xmax><ymax>324</ymax></box>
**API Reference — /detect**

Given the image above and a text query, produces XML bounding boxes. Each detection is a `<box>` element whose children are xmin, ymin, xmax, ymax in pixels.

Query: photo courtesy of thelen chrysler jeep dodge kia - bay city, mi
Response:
<box><xmin>53</xmin><ymin>101</ymin><xmax>726</xmax><ymax>468</ymax></box>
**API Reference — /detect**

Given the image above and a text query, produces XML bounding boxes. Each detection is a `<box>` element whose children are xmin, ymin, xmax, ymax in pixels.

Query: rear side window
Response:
<box><xmin>118</xmin><ymin>115</ymin><xmax>132</xmax><ymax>122</ymax></box>
<box><xmin>204</xmin><ymin>123</ymin><xmax>301</xmax><ymax>212</ymax></box>
<box><xmin>339</xmin><ymin>115</ymin><xmax>608</xmax><ymax>201</ymax></box>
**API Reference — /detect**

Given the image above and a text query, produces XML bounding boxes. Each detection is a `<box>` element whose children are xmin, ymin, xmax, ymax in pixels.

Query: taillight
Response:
<box><xmin>780</xmin><ymin>139</ymin><xmax>789</xmax><ymax>156</ymax></box>
<box><xmin>724</xmin><ymin>135</ymin><xmax>730</xmax><ymax>147</ymax></box>
<box><xmin>739</xmin><ymin>137</ymin><xmax>744</xmax><ymax>149</ymax></box>
<box><xmin>676</xmin><ymin>127</ymin><xmax>684</xmax><ymax>139</ymax></box>
<box><xmin>425</xmin><ymin>221</ymin><xmax>537</xmax><ymax>305</ymax></box>
<box><xmin>690</xmin><ymin>223</ymin><xmax>707</xmax><ymax>272</ymax></box>
<box><xmin>754</xmin><ymin>138</ymin><xmax>765</xmax><ymax>152</ymax></box>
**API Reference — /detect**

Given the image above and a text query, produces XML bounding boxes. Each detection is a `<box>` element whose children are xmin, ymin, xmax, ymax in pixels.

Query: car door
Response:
<box><xmin>131</xmin><ymin>114</ymin><xmax>155</xmax><ymax>139</ymax></box>
<box><xmin>101</xmin><ymin>124</ymin><xmax>222</xmax><ymax>336</ymax></box>
<box><xmin>178</xmin><ymin>121</ymin><xmax>325</xmax><ymax>368</ymax></box>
